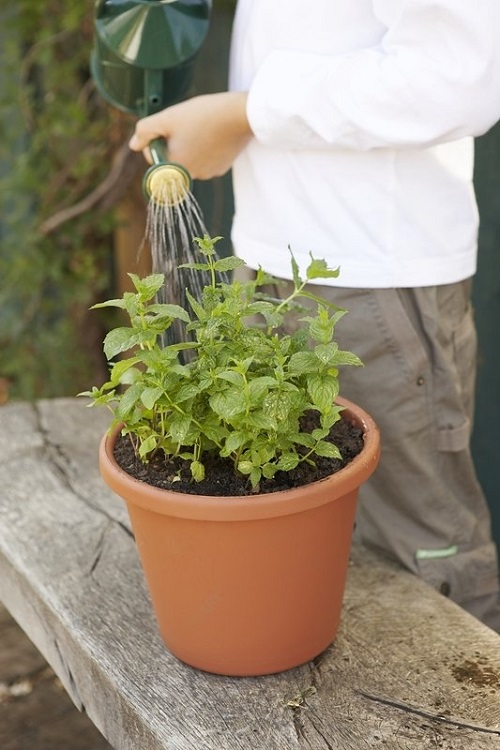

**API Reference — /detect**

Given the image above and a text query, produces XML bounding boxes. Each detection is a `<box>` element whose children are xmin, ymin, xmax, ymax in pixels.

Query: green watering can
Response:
<box><xmin>91</xmin><ymin>0</ymin><xmax>212</xmax><ymax>204</ymax></box>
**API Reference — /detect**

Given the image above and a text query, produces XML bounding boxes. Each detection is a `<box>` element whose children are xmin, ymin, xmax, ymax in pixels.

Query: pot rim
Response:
<box><xmin>99</xmin><ymin>396</ymin><xmax>380</xmax><ymax>521</ymax></box>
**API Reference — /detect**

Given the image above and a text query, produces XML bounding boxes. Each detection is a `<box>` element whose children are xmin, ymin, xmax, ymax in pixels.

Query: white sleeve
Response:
<box><xmin>246</xmin><ymin>1</ymin><xmax>500</xmax><ymax>151</ymax></box>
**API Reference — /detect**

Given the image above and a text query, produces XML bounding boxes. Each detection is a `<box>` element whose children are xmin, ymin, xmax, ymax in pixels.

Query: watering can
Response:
<box><xmin>91</xmin><ymin>0</ymin><xmax>212</xmax><ymax>204</ymax></box>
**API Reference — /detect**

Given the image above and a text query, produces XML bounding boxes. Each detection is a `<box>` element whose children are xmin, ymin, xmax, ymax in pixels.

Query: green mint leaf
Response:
<box><xmin>138</xmin><ymin>435</ymin><xmax>158</xmax><ymax>459</ymax></box>
<box><xmin>311</xmin><ymin>427</ymin><xmax>330</xmax><ymax>441</ymax></box>
<box><xmin>290</xmin><ymin>250</ymin><xmax>302</xmax><ymax>287</ymax></box>
<box><xmin>307</xmin><ymin>375</ymin><xmax>339</xmax><ymax>412</ymax></box>
<box><xmin>194</xmin><ymin>234</ymin><xmax>222</xmax><ymax>256</ymax></box>
<box><xmin>262</xmin><ymin>391</ymin><xmax>297</xmax><ymax>423</ymax></box>
<box><xmin>214</xmin><ymin>256</ymin><xmax>245</xmax><ymax>272</ymax></box>
<box><xmin>262</xmin><ymin>463</ymin><xmax>278</xmax><ymax>479</ymax></box>
<box><xmin>109</xmin><ymin>358</ymin><xmax>142</xmax><ymax>386</ymax></box>
<box><xmin>305</xmin><ymin>257</ymin><xmax>340</xmax><ymax>280</ymax></box>
<box><xmin>223</xmin><ymin>431</ymin><xmax>248</xmax><ymax>455</ymax></box>
<box><xmin>175</xmin><ymin>382</ymin><xmax>202</xmax><ymax>402</ymax></box>
<box><xmin>216</xmin><ymin>371</ymin><xmax>245</xmax><ymax>386</ymax></box>
<box><xmin>148</xmin><ymin>303</ymin><xmax>191</xmax><ymax>323</ymax></box>
<box><xmin>130</xmin><ymin>273</ymin><xmax>165</xmax><ymax>299</ymax></box>
<box><xmin>169</xmin><ymin>414</ymin><xmax>192</xmax><ymax>444</ymax></box>
<box><xmin>331</xmin><ymin>350</ymin><xmax>364</xmax><ymax>367</ymax></box>
<box><xmin>237</xmin><ymin>460</ymin><xmax>254</xmax><ymax>476</ymax></box>
<box><xmin>186</xmin><ymin>289</ymin><xmax>206</xmax><ymax>320</ymax></box>
<box><xmin>276</xmin><ymin>453</ymin><xmax>300</xmax><ymax>472</ymax></box>
<box><xmin>307</xmin><ymin>313</ymin><xmax>335</xmax><ymax>344</ymax></box>
<box><xmin>314</xmin><ymin>343</ymin><xmax>338</xmax><ymax>365</ymax></box>
<box><xmin>209</xmin><ymin>389</ymin><xmax>246</xmax><ymax>419</ymax></box>
<box><xmin>91</xmin><ymin>298</ymin><xmax>127</xmax><ymax>310</ymax></box>
<box><xmin>140</xmin><ymin>386</ymin><xmax>164</xmax><ymax>411</ymax></box>
<box><xmin>248</xmin><ymin>376</ymin><xmax>277</xmax><ymax>401</ymax></box>
<box><xmin>313</xmin><ymin>441</ymin><xmax>342</xmax><ymax>459</ymax></box>
<box><xmin>246</xmin><ymin>409</ymin><xmax>278</xmax><ymax>431</ymax></box>
<box><xmin>103</xmin><ymin>328</ymin><xmax>154</xmax><ymax>359</ymax></box>
<box><xmin>191</xmin><ymin>460</ymin><xmax>205</xmax><ymax>482</ymax></box>
<box><xmin>287</xmin><ymin>351</ymin><xmax>318</xmax><ymax>374</ymax></box>
<box><xmin>321</xmin><ymin>407</ymin><xmax>343</xmax><ymax>430</ymax></box>
<box><xmin>293</xmin><ymin>432</ymin><xmax>316</xmax><ymax>448</ymax></box>
<box><xmin>116</xmin><ymin>382</ymin><xmax>145</xmax><ymax>417</ymax></box>
<box><xmin>249</xmin><ymin>468</ymin><xmax>262</xmax><ymax>488</ymax></box>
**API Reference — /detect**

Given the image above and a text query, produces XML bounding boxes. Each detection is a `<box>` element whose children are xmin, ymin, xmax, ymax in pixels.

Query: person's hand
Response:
<box><xmin>129</xmin><ymin>91</ymin><xmax>252</xmax><ymax>180</ymax></box>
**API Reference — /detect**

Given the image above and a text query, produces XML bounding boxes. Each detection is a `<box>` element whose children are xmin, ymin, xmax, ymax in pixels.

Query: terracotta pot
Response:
<box><xmin>99</xmin><ymin>397</ymin><xmax>380</xmax><ymax>676</ymax></box>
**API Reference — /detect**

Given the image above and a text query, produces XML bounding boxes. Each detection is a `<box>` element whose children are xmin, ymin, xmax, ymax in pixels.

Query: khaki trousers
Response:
<box><xmin>235</xmin><ymin>267</ymin><xmax>500</xmax><ymax>631</ymax></box>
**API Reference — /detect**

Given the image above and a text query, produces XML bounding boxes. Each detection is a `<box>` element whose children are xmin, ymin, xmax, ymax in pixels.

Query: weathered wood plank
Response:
<box><xmin>0</xmin><ymin>398</ymin><xmax>499</xmax><ymax>749</ymax></box>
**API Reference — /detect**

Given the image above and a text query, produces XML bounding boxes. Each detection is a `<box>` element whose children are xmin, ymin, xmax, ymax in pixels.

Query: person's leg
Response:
<box><xmin>329</xmin><ymin>282</ymin><xmax>500</xmax><ymax>631</ymax></box>
<box><xmin>235</xmin><ymin>266</ymin><xmax>500</xmax><ymax>630</ymax></box>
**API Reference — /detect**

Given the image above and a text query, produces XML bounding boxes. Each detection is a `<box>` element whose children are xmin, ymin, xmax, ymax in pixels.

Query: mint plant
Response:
<box><xmin>80</xmin><ymin>236</ymin><xmax>363</xmax><ymax>490</ymax></box>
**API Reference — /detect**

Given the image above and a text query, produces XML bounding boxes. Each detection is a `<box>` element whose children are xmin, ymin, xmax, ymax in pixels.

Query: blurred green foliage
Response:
<box><xmin>0</xmin><ymin>0</ymin><xmax>237</xmax><ymax>402</ymax></box>
<box><xmin>0</xmin><ymin>2</ymin><xmax>133</xmax><ymax>400</ymax></box>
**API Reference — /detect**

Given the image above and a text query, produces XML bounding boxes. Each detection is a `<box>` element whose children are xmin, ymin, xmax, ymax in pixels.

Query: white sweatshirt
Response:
<box><xmin>228</xmin><ymin>0</ymin><xmax>500</xmax><ymax>287</ymax></box>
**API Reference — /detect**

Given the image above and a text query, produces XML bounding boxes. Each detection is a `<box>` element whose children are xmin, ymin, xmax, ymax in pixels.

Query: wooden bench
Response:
<box><xmin>0</xmin><ymin>397</ymin><xmax>499</xmax><ymax>749</ymax></box>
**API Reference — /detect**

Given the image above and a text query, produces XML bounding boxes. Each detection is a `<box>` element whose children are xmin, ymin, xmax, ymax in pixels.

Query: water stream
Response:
<box><xmin>144</xmin><ymin>186</ymin><xmax>223</xmax><ymax>347</ymax></box>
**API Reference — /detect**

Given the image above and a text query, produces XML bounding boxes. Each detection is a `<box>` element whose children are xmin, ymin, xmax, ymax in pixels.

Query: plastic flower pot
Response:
<box><xmin>99</xmin><ymin>397</ymin><xmax>380</xmax><ymax>676</ymax></box>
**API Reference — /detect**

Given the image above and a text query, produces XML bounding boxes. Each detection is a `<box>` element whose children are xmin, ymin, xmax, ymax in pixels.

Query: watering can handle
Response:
<box><xmin>149</xmin><ymin>137</ymin><xmax>168</xmax><ymax>166</ymax></box>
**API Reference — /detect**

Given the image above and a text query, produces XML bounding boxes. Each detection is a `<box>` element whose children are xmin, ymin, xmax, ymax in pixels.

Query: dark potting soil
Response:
<box><xmin>113</xmin><ymin>412</ymin><xmax>364</xmax><ymax>497</ymax></box>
